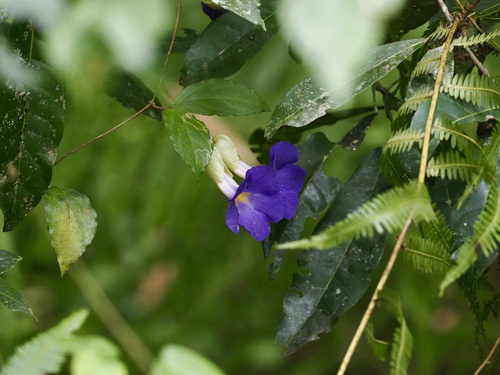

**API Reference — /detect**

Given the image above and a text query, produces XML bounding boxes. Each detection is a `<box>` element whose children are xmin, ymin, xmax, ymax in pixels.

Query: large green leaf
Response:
<box><xmin>180</xmin><ymin>0</ymin><xmax>278</xmax><ymax>86</ymax></box>
<box><xmin>44</xmin><ymin>187</ymin><xmax>97</xmax><ymax>276</ymax></box>
<box><xmin>0</xmin><ymin>309</ymin><xmax>88</xmax><ymax>375</ymax></box>
<box><xmin>279</xmin><ymin>0</ymin><xmax>406</xmax><ymax>94</ymax></box>
<box><xmin>69</xmin><ymin>336</ymin><xmax>127</xmax><ymax>375</ymax></box>
<box><xmin>0</xmin><ymin>20</ymin><xmax>64</xmax><ymax>232</ymax></box>
<box><xmin>106</xmin><ymin>71</ymin><xmax>163</xmax><ymax>121</ymax></box>
<box><xmin>163</xmin><ymin>109</ymin><xmax>213</xmax><ymax>178</ymax></box>
<box><xmin>276</xmin><ymin>149</ymin><xmax>388</xmax><ymax>354</ymax></box>
<box><xmin>212</xmin><ymin>0</ymin><xmax>265</xmax><ymax>29</ymax></box>
<box><xmin>0</xmin><ymin>249</ymin><xmax>22</xmax><ymax>274</ymax></box>
<box><xmin>172</xmin><ymin>78</ymin><xmax>269</xmax><ymax>116</ymax></box>
<box><xmin>0</xmin><ymin>277</ymin><xmax>35</xmax><ymax>318</ymax></box>
<box><xmin>265</xmin><ymin>39</ymin><xmax>425</xmax><ymax>139</ymax></box>
<box><xmin>151</xmin><ymin>344</ymin><xmax>226</xmax><ymax>375</ymax></box>
<box><xmin>263</xmin><ymin>133</ymin><xmax>340</xmax><ymax>273</ymax></box>
<box><xmin>386</xmin><ymin>0</ymin><xmax>439</xmax><ymax>41</ymax></box>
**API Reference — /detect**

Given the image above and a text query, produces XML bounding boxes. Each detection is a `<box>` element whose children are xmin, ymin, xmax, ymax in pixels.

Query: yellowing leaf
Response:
<box><xmin>44</xmin><ymin>187</ymin><xmax>97</xmax><ymax>276</ymax></box>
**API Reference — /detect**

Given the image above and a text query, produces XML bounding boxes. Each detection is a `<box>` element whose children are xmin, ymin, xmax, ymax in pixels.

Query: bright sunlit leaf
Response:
<box><xmin>44</xmin><ymin>187</ymin><xmax>97</xmax><ymax>276</ymax></box>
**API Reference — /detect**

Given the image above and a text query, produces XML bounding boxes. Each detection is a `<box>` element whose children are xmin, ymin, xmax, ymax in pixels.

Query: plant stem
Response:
<box><xmin>473</xmin><ymin>334</ymin><xmax>500</xmax><ymax>375</ymax></box>
<box><xmin>152</xmin><ymin>0</ymin><xmax>181</xmax><ymax>101</ymax></box>
<box><xmin>337</xmin><ymin>216</ymin><xmax>413</xmax><ymax>375</ymax></box>
<box><xmin>417</xmin><ymin>19</ymin><xmax>459</xmax><ymax>184</ymax></box>
<box><xmin>70</xmin><ymin>261</ymin><xmax>154</xmax><ymax>373</ymax></box>
<box><xmin>54</xmin><ymin>104</ymin><xmax>151</xmax><ymax>165</ymax></box>
<box><xmin>55</xmin><ymin>0</ymin><xmax>182</xmax><ymax>166</ymax></box>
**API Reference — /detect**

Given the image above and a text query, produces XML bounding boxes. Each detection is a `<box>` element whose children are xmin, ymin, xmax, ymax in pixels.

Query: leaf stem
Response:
<box><xmin>55</xmin><ymin>0</ymin><xmax>182</xmax><ymax>166</ymax></box>
<box><xmin>417</xmin><ymin>19</ymin><xmax>459</xmax><ymax>184</ymax></box>
<box><xmin>54</xmin><ymin>104</ymin><xmax>151</xmax><ymax>165</ymax></box>
<box><xmin>152</xmin><ymin>0</ymin><xmax>181</xmax><ymax>101</ymax></box>
<box><xmin>70</xmin><ymin>260</ymin><xmax>154</xmax><ymax>373</ymax></box>
<box><xmin>337</xmin><ymin>216</ymin><xmax>413</xmax><ymax>375</ymax></box>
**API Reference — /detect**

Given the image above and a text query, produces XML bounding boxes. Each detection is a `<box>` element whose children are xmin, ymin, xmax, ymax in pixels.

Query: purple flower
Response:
<box><xmin>226</xmin><ymin>142</ymin><xmax>306</xmax><ymax>241</ymax></box>
<box><xmin>201</xmin><ymin>2</ymin><xmax>227</xmax><ymax>20</ymax></box>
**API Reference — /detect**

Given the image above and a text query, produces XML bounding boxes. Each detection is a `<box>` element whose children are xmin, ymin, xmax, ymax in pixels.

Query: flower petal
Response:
<box><xmin>232</xmin><ymin>165</ymin><xmax>277</xmax><ymax>199</ymax></box>
<box><xmin>246</xmin><ymin>192</ymin><xmax>287</xmax><ymax>223</ymax></box>
<box><xmin>236</xmin><ymin>201</ymin><xmax>272</xmax><ymax>241</ymax></box>
<box><xmin>280</xmin><ymin>189</ymin><xmax>300</xmax><ymax>220</ymax></box>
<box><xmin>225</xmin><ymin>202</ymin><xmax>240</xmax><ymax>234</ymax></box>
<box><xmin>275</xmin><ymin>164</ymin><xmax>306</xmax><ymax>193</ymax></box>
<box><xmin>270</xmin><ymin>141</ymin><xmax>299</xmax><ymax>170</ymax></box>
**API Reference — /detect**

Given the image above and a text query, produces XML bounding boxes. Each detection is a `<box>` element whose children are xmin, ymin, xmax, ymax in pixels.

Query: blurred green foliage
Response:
<box><xmin>1</xmin><ymin>0</ymin><xmax>500</xmax><ymax>374</ymax></box>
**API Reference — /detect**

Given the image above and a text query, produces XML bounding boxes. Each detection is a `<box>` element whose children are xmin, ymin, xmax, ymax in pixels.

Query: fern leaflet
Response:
<box><xmin>404</xmin><ymin>235</ymin><xmax>452</xmax><ymax>274</ymax></box>
<box><xmin>398</xmin><ymin>88</ymin><xmax>433</xmax><ymax>114</ymax></box>
<box><xmin>411</xmin><ymin>47</ymin><xmax>443</xmax><ymax>79</ymax></box>
<box><xmin>426</xmin><ymin>22</ymin><xmax>450</xmax><ymax>41</ymax></box>
<box><xmin>383</xmin><ymin>129</ymin><xmax>424</xmax><ymax>154</ymax></box>
<box><xmin>0</xmin><ymin>310</ymin><xmax>88</xmax><ymax>375</ymax></box>
<box><xmin>278</xmin><ymin>181</ymin><xmax>436</xmax><ymax>250</ymax></box>
<box><xmin>441</xmin><ymin>73</ymin><xmax>500</xmax><ymax>108</ymax></box>
<box><xmin>420</xmin><ymin>210</ymin><xmax>454</xmax><ymax>253</ymax></box>
<box><xmin>389</xmin><ymin>318</ymin><xmax>413</xmax><ymax>375</ymax></box>
<box><xmin>459</xmin><ymin>124</ymin><xmax>500</xmax><ymax>205</ymax></box>
<box><xmin>452</xmin><ymin>28</ymin><xmax>500</xmax><ymax>48</ymax></box>
<box><xmin>440</xmin><ymin>185</ymin><xmax>500</xmax><ymax>294</ymax></box>
<box><xmin>426</xmin><ymin>149</ymin><xmax>480</xmax><ymax>182</ymax></box>
<box><xmin>379</xmin><ymin>152</ymin><xmax>411</xmax><ymax>186</ymax></box>
<box><xmin>431</xmin><ymin>117</ymin><xmax>482</xmax><ymax>151</ymax></box>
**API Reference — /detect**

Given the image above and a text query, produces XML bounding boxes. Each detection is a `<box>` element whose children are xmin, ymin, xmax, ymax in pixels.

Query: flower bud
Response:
<box><xmin>214</xmin><ymin>135</ymin><xmax>240</xmax><ymax>172</ymax></box>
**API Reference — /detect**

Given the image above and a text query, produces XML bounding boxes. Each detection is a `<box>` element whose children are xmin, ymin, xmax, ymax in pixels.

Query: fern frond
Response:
<box><xmin>431</xmin><ymin>117</ymin><xmax>482</xmax><ymax>151</ymax></box>
<box><xmin>420</xmin><ymin>210</ymin><xmax>454</xmax><ymax>253</ymax></box>
<box><xmin>411</xmin><ymin>46</ymin><xmax>443</xmax><ymax>79</ymax></box>
<box><xmin>0</xmin><ymin>310</ymin><xmax>88</xmax><ymax>375</ymax></box>
<box><xmin>278</xmin><ymin>181</ymin><xmax>436</xmax><ymax>250</ymax></box>
<box><xmin>427</xmin><ymin>22</ymin><xmax>450</xmax><ymax>41</ymax></box>
<box><xmin>441</xmin><ymin>73</ymin><xmax>500</xmax><ymax>108</ymax></box>
<box><xmin>452</xmin><ymin>28</ymin><xmax>500</xmax><ymax>48</ymax></box>
<box><xmin>398</xmin><ymin>88</ymin><xmax>433</xmax><ymax>114</ymax></box>
<box><xmin>426</xmin><ymin>149</ymin><xmax>480</xmax><ymax>181</ymax></box>
<box><xmin>459</xmin><ymin>124</ymin><xmax>500</xmax><ymax>205</ymax></box>
<box><xmin>379</xmin><ymin>152</ymin><xmax>411</xmax><ymax>186</ymax></box>
<box><xmin>389</xmin><ymin>318</ymin><xmax>413</xmax><ymax>375</ymax></box>
<box><xmin>440</xmin><ymin>185</ymin><xmax>500</xmax><ymax>294</ymax></box>
<box><xmin>404</xmin><ymin>235</ymin><xmax>452</xmax><ymax>274</ymax></box>
<box><xmin>383</xmin><ymin>129</ymin><xmax>424</xmax><ymax>154</ymax></box>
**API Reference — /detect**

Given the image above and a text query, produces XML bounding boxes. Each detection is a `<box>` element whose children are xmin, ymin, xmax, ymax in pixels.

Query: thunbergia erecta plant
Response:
<box><xmin>208</xmin><ymin>136</ymin><xmax>306</xmax><ymax>241</ymax></box>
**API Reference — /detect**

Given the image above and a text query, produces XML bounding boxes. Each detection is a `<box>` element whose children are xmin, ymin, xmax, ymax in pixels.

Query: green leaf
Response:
<box><xmin>338</xmin><ymin>113</ymin><xmax>377</xmax><ymax>150</ymax></box>
<box><xmin>212</xmin><ymin>0</ymin><xmax>266</xmax><ymax>29</ymax></box>
<box><xmin>106</xmin><ymin>71</ymin><xmax>163</xmax><ymax>121</ymax></box>
<box><xmin>376</xmin><ymin>288</ymin><xmax>413</xmax><ymax>375</ymax></box>
<box><xmin>0</xmin><ymin>249</ymin><xmax>22</xmax><ymax>274</ymax></box>
<box><xmin>279</xmin><ymin>0</ymin><xmax>408</xmax><ymax>94</ymax></box>
<box><xmin>180</xmin><ymin>0</ymin><xmax>278</xmax><ymax>86</ymax></box>
<box><xmin>440</xmin><ymin>183</ymin><xmax>500</xmax><ymax>294</ymax></box>
<box><xmin>0</xmin><ymin>20</ymin><xmax>64</xmax><ymax>231</ymax></box>
<box><xmin>386</xmin><ymin>0</ymin><xmax>439</xmax><ymax>41</ymax></box>
<box><xmin>365</xmin><ymin>323</ymin><xmax>389</xmax><ymax>362</ymax></box>
<box><xmin>264</xmin><ymin>133</ymin><xmax>340</xmax><ymax>273</ymax></box>
<box><xmin>44</xmin><ymin>187</ymin><xmax>97</xmax><ymax>276</ymax></box>
<box><xmin>0</xmin><ymin>277</ymin><xmax>35</xmax><ymax>318</ymax></box>
<box><xmin>163</xmin><ymin>109</ymin><xmax>213</xmax><ymax>178</ymax></box>
<box><xmin>0</xmin><ymin>309</ymin><xmax>88</xmax><ymax>375</ymax></box>
<box><xmin>151</xmin><ymin>344</ymin><xmax>226</xmax><ymax>375</ymax></box>
<box><xmin>68</xmin><ymin>336</ymin><xmax>128</xmax><ymax>375</ymax></box>
<box><xmin>279</xmin><ymin>180</ymin><xmax>435</xmax><ymax>251</ymax></box>
<box><xmin>276</xmin><ymin>149</ymin><xmax>388</xmax><ymax>354</ymax></box>
<box><xmin>265</xmin><ymin>39</ymin><xmax>425</xmax><ymax>139</ymax></box>
<box><xmin>172</xmin><ymin>78</ymin><xmax>269</xmax><ymax>116</ymax></box>
<box><xmin>389</xmin><ymin>318</ymin><xmax>413</xmax><ymax>375</ymax></box>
